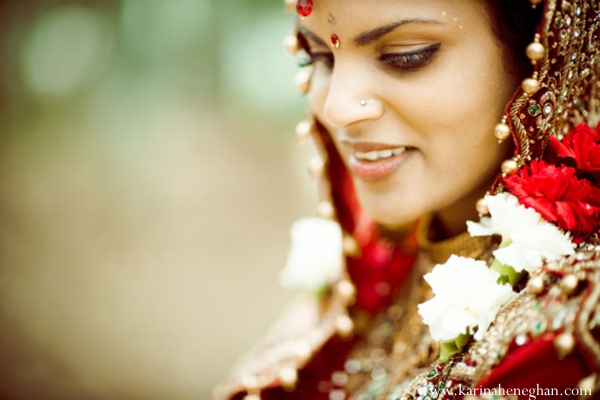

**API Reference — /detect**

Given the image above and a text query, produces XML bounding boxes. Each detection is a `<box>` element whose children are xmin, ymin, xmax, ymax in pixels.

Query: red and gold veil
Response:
<box><xmin>216</xmin><ymin>0</ymin><xmax>600</xmax><ymax>398</ymax></box>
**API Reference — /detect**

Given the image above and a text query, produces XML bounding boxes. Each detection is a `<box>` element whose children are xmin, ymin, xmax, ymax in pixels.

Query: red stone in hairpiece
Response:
<box><xmin>296</xmin><ymin>0</ymin><xmax>313</xmax><ymax>17</ymax></box>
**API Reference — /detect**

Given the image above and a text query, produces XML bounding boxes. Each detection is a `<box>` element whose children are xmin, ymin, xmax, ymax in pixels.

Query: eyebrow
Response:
<box><xmin>355</xmin><ymin>18</ymin><xmax>442</xmax><ymax>46</ymax></box>
<box><xmin>298</xmin><ymin>18</ymin><xmax>442</xmax><ymax>48</ymax></box>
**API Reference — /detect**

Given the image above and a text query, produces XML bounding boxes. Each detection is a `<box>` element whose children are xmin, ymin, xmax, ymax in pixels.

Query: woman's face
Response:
<box><xmin>300</xmin><ymin>0</ymin><xmax>520</xmax><ymax>234</ymax></box>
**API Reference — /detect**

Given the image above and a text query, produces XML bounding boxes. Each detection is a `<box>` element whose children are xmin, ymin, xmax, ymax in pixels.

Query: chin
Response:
<box><xmin>353</xmin><ymin>177</ymin><xmax>427</xmax><ymax>228</ymax></box>
<box><xmin>360</xmin><ymin>201</ymin><xmax>420</xmax><ymax>228</ymax></box>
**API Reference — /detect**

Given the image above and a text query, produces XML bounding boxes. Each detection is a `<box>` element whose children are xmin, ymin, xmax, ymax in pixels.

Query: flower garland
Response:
<box><xmin>279</xmin><ymin>217</ymin><xmax>344</xmax><ymax>294</ymax></box>
<box><xmin>280</xmin><ymin>123</ymin><xmax>600</xmax><ymax>364</ymax></box>
<box><xmin>417</xmin><ymin>255</ymin><xmax>517</xmax><ymax>361</ymax></box>
<box><xmin>509</xmin><ymin>123</ymin><xmax>600</xmax><ymax>243</ymax></box>
<box><xmin>418</xmin><ymin>122</ymin><xmax>600</xmax><ymax>361</ymax></box>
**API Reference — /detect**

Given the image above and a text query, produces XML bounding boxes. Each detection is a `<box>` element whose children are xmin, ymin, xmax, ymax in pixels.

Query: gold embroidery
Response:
<box><xmin>510</xmin><ymin>0</ymin><xmax>600</xmax><ymax>165</ymax></box>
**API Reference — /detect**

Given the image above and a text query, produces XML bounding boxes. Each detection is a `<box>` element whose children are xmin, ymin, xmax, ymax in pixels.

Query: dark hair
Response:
<box><xmin>483</xmin><ymin>0</ymin><xmax>544</xmax><ymax>79</ymax></box>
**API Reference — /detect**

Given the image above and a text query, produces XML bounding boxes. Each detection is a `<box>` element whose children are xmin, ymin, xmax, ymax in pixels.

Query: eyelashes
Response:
<box><xmin>379</xmin><ymin>43</ymin><xmax>441</xmax><ymax>71</ymax></box>
<box><xmin>299</xmin><ymin>42</ymin><xmax>441</xmax><ymax>73</ymax></box>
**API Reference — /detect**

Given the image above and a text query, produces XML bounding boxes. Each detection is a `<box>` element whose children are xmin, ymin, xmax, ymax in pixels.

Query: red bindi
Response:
<box><xmin>331</xmin><ymin>33</ymin><xmax>340</xmax><ymax>48</ymax></box>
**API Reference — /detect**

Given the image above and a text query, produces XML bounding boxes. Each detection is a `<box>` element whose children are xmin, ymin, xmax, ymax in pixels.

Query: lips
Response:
<box><xmin>343</xmin><ymin>141</ymin><xmax>413</xmax><ymax>182</ymax></box>
<box><xmin>355</xmin><ymin>147</ymin><xmax>406</xmax><ymax>161</ymax></box>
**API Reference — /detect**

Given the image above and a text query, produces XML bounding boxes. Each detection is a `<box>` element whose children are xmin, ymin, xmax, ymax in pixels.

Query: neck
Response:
<box><xmin>417</xmin><ymin>213</ymin><xmax>494</xmax><ymax>265</ymax></box>
<box><xmin>432</xmin><ymin>207</ymin><xmax>478</xmax><ymax>241</ymax></box>
<box><xmin>432</xmin><ymin>181</ymin><xmax>492</xmax><ymax>241</ymax></box>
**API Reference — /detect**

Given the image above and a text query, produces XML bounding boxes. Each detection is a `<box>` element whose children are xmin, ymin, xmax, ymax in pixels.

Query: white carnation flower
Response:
<box><xmin>467</xmin><ymin>193</ymin><xmax>574</xmax><ymax>273</ymax></box>
<box><xmin>279</xmin><ymin>217</ymin><xmax>344</xmax><ymax>293</ymax></box>
<box><xmin>418</xmin><ymin>255</ymin><xmax>516</xmax><ymax>342</ymax></box>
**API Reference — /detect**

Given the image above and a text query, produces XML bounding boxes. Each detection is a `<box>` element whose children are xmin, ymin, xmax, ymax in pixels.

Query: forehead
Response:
<box><xmin>300</xmin><ymin>0</ymin><xmax>488</xmax><ymax>33</ymax></box>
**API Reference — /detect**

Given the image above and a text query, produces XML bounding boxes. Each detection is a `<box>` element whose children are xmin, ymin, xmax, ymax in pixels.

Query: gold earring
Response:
<box><xmin>521</xmin><ymin>34</ymin><xmax>545</xmax><ymax>96</ymax></box>
<box><xmin>295</xmin><ymin>66</ymin><xmax>313</xmax><ymax>95</ymax></box>
<box><xmin>494</xmin><ymin>116</ymin><xmax>511</xmax><ymax>142</ymax></box>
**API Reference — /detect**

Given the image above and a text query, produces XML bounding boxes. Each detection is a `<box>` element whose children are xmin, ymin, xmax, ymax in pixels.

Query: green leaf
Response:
<box><xmin>439</xmin><ymin>333</ymin><xmax>471</xmax><ymax>362</ymax></box>
<box><xmin>490</xmin><ymin>258</ymin><xmax>525</xmax><ymax>287</ymax></box>
<box><xmin>314</xmin><ymin>284</ymin><xmax>328</xmax><ymax>300</ymax></box>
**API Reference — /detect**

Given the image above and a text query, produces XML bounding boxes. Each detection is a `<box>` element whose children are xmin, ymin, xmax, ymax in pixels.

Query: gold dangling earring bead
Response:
<box><xmin>295</xmin><ymin>66</ymin><xmax>313</xmax><ymax>95</ymax></box>
<box><xmin>494</xmin><ymin>117</ymin><xmax>511</xmax><ymax>142</ymax></box>
<box><xmin>560</xmin><ymin>274</ymin><xmax>579</xmax><ymax>295</ymax></box>
<box><xmin>342</xmin><ymin>234</ymin><xmax>361</xmax><ymax>258</ymax></box>
<box><xmin>553</xmin><ymin>332</ymin><xmax>576</xmax><ymax>360</ymax></box>
<box><xmin>242</xmin><ymin>376</ymin><xmax>261</xmax><ymax>400</ymax></box>
<box><xmin>522</xmin><ymin>72</ymin><xmax>540</xmax><ymax>96</ymax></box>
<box><xmin>335</xmin><ymin>279</ymin><xmax>357</xmax><ymax>305</ymax></box>
<box><xmin>529</xmin><ymin>0</ymin><xmax>542</xmax><ymax>9</ymax></box>
<box><xmin>527</xmin><ymin>276</ymin><xmax>545</xmax><ymax>294</ymax></box>
<box><xmin>284</xmin><ymin>0</ymin><xmax>296</xmax><ymax>12</ymax></box>
<box><xmin>335</xmin><ymin>314</ymin><xmax>354</xmax><ymax>339</ymax></box>
<box><xmin>526</xmin><ymin>35</ymin><xmax>545</xmax><ymax>63</ymax></box>
<box><xmin>317</xmin><ymin>201</ymin><xmax>335</xmax><ymax>219</ymax></box>
<box><xmin>476</xmin><ymin>197</ymin><xmax>490</xmax><ymax>216</ymax></box>
<box><xmin>308</xmin><ymin>156</ymin><xmax>325</xmax><ymax>179</ymax></box>
<box><xmin>295</xmin><ymin>120</ymin><xmax>313</xmax><ymax>143</ymax></box>
<box><xmin>501</xmin><ymin>158</ymin><xmax>519</xmax><ymax>176</ymax></box>
<box><xmin>521</xmin><ymin>34</ymin><xmax>544</xmax><ymax>96</ymax></box>
<box><xmin>283</xmin><ymin>33</ymin><xmax>300</xmax><ymax>56</ymax></box>
<box><xmin>279</xmin><ymin>367</ymin><xmax>298</xmax><ymax>391</ymax></box>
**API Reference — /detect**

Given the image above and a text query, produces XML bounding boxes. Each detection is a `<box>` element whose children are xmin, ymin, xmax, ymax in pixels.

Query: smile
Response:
<box><xmin>349</xmin><ymin>146</ymin><xmax>413</xmax><ymax>182</ymax></box>
<box><xmin>354</xmin><ymin>147</ymin><xmax>406</xmax><ymax>161</ymax></box>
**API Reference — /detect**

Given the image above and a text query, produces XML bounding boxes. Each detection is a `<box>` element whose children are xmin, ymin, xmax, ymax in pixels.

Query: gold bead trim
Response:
<box><xmin>494</xmin><ymin>117</ymin><xmax>511</xmax><ymax>142</ymax></box>
<box><xmin>476</xmin><ymin>197</ymin><xmax>490</xmax><ymax>217</ymax></box>
<box><xmin>553</xmin><ymin>331</ymin><xmax>576</xmax><ymax>360</ymax></box>
<box><xmin>283</xmin><ymin>0</ymin><xmax>295</xmax><ymax>12</ymax></box>
<box><xmin>529</xmin><ymin>0</ymin><xmax>543</xmax><ymax>9</ymax></box>
<box><xmin>295</xmin><ymin>66</ymin><xmax>312</xmax><ymax>95</ymax></box>
<box><xmin>308</xmin><ymin>156</ymin><xmax>325</xmax><ymax>179</ymax></box>
<box><xmin>283</xmin><ymin>32</ymin><xmax>300</xmax><ymax>56</ymax></box>
<box><xmin>501</xmin><ymin>158</ymin><xmax>519</xmax><ymax>176</ymax></box>
<box><xmin>295</xmin><ymin>119</ymin><xmax>313</xmax><ymax>142</ymax></box>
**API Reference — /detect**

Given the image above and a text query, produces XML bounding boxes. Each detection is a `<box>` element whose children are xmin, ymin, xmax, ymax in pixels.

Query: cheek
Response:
<box><xmin>397</xmin><ymin>37</ymin><xmax>514</xmax><ymax>125</ymax></box>
<box><xmin>422</xmin><ymin>73</ymin><xmax>507</xmax><ymax>132</ymax></box>
<box><xmin>443</xmin><ymin>62</ymin><xmax>515</xmax><ymax>167</ymax></box>
<box><xmin>405</xmin><ymin>50</ymin><xmax>514</xmax><ymax>154</ymax></box>
<box><xmin>387</xmin><ymin>56</ymin><xmax>514</xmax><ymax>193</ymax></box>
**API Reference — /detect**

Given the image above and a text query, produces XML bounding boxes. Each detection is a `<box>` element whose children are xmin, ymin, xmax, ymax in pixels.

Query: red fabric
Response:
<box><xmin>316</xmin><ymin>122</ymin><xmax>418</xmax><ymax>315</ymax></box>
<box><xmin>236</xmin><ymin>336</ymin><xmax>357</xmax><ymax>400</ymax></box>
<box><xmin>231</xmin><ymin>121</ymin><xmax>600</xmax><ymax>399</ymax></box>
<box><xmin>232</xmin><ymin>125</ymin><xmax>420</xmax><ymax>399</ymax></box>
<box><xmin>476</xmin><ymin>333</ymin><xmax>589</xmax><ymax>399</ymax></box>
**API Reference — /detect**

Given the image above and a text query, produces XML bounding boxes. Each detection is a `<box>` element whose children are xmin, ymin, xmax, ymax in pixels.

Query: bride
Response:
<box><xmin>217</xmin><ymin>0</ymin><xmax>600</xmax><ymax>399</ymax></box>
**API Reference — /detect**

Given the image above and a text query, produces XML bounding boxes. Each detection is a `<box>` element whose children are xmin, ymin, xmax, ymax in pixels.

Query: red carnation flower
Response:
<box><xmin>546</xmin><ymin>123</ymin><xmax>600</xmax><ymax>184</ymax></box>
<box><xmin>504</xmin><ymin>160</ymin><xmax>600</xmax><ymax>242</ymax></box>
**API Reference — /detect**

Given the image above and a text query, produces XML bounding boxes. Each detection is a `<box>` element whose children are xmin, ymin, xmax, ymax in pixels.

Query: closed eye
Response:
<box><xmin>379</xmin><ymin>43</ymin><xmax>441</xmax><ymax>72</ymax></box>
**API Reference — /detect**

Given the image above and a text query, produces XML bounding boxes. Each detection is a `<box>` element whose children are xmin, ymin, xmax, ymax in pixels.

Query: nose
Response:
<box><xmin>322</xmin><ymin>62</ymin><xmax>384</xmax><ymax>129</ymax></box>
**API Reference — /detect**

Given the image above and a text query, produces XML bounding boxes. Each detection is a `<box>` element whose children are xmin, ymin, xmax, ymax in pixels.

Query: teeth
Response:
<box><xmin>355</xmin><ymin>147</ymin><xmax>406</xmax><ymax>161</ymax></box>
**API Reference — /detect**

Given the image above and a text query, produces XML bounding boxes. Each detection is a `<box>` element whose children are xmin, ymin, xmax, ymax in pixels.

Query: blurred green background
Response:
<box><xmin>0</xmin><ymin>0</ymin><xmax>317</xmax><ymax>398</ymax></box>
